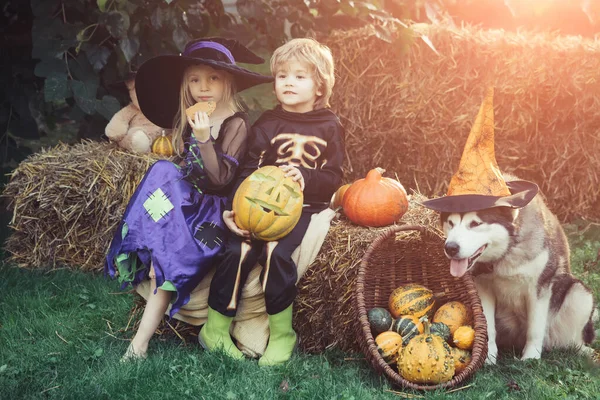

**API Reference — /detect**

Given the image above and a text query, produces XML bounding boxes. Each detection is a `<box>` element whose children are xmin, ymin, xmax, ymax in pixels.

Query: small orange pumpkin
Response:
<box><xmin>152</xmin><ymin>130</ymin><xmax>174</xmax><ymax>157</ymax></box>
<box><xmin>342</xmin><ymin>168</ymin><xmax>408</xmax><ymax>227</ymax></box>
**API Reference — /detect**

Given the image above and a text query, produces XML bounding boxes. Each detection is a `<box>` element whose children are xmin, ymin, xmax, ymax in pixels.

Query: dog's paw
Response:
<box><xmin>521</xmin><ymin>346</ymin><xmax>542</xmax><ymax>360</ymax></box>
<box><xmin>485</xmin><ymin>344</ymin><xmax>498</xmax><ymax>365</ymax></box>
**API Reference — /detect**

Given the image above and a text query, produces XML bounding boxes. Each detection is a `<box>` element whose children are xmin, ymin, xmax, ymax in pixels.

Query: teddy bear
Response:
<box><xmin>105</xmin><ymin>77</ymin><xmax>165</xmax><ymax>153</ymax></box>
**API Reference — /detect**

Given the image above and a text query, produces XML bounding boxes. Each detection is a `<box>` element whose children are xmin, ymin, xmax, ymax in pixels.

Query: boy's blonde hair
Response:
<box><xmin>171</xmin><ymin>66</ymin><xmax>242</xmax><ymax>156</ymax></box>
<box><xmin>270</xmin><ymin>38</ymin><xmax>335</xmax><ymax>110</ymax></box>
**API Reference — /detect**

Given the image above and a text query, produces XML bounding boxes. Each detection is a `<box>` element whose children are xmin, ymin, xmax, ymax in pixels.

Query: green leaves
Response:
<box><xmin>119</xmin><ymin>36</ymin><xmax>140</xmax><ymax>62</ymax></box>
<box><xmin>96</xmin><ymin>96</ymin><xmax>122</xmax><ymax>120</ymax></box>
<box><xmin>71</xmin><ymin>80</ymin><xmax>99</xmax><ymax>115</ymax></box>
<box><xmin>100</xmin><ymin>10</ymin><xmax>130</xmax><ymax>39</ymax></box>
<box><xmin>97</xmin><ymin>0</ymin><xmax>108</xmax><ymax>12</ymax></box>
<box><xmin>44</xmin><ymin>74</ymin><xmax>70</xmax><ymax>102</ymax></box>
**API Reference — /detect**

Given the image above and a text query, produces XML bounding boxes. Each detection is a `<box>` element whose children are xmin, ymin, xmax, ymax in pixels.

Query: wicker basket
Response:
<box><xmin>354</xmin><ymin>224</ymin><xmax>488</xmax><ymax>391</ymax></box>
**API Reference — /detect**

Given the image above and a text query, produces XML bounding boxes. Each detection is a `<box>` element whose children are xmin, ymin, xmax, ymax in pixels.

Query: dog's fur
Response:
<box><xmin>439</xmin><ymin>174</ymin><xmax>597</xmax><ymax>364</ymax></box>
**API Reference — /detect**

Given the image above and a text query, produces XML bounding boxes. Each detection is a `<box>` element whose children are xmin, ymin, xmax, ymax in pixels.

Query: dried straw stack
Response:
<box><xmin>326</xmin><ymin>24</ymin><xmax>600</xmax><ymax>222</ymax></box>
<box><xmin>2</xmin><ymin>141</ymin><xmax>164</xmax><ymax>270</ymax></box>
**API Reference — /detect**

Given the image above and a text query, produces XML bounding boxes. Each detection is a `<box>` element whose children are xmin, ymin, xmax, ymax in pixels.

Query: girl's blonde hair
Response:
<box><xmin>270</xmin><ymin>38</ymin><xmax>335</xmax><ymax>110</ymax></box>
<box><xmin>171</xmin><ymin>65</ymin><xmax>242</xmax><ymax>156</ymax></box>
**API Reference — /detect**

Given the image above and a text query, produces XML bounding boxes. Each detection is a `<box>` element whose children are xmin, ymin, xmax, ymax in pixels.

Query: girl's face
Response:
<box><xmin>185</xmin><ymin>64</ymin><xmax>227</xmax><ymax>106</ymax></box>
<box><xmin>274</xmin><ymin>59</ymin><xmax>322</xmax><ymax>113</ymax></box>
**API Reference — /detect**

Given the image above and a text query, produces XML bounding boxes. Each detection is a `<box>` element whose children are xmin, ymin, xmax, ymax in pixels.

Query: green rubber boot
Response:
<box><xmin>258</xmin><ymin>305</ymin><xmax>297</xmax><ymax>366</ymax></box>
<box><xmin>199</xmin><ymin>307</ymin><xmax>244</xmax><ymax>360</ymax></box>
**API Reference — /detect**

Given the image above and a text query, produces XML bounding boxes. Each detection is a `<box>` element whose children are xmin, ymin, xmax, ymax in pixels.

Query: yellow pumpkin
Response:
<box><xmin>451</xmin><ymin>347</ymin><xmax>472</xmax><ymax>375</ymax></box>
<box><xmin>452</xmin><ymin>326</ymin><xmax>475</xmax><ymax>350</ymax></box>
<box><xmin>375</xmin><ymin>331</ymin><xmax>403</xmax><ymax>365</ymax></box>
<box><xmin>388</xmin><ymin>283</ymin><xmax>435</xmax><ymax>319</ymax></box>
<box><xmin>398</xmin><ymin>320</ymin><xmax>455</xmax><ymax>384</ymax></box>
<box><xmin>432</xmin><ymin>301</ymin><xmax>472</xmax><ymax>335</ymax></box>
<box><xmin>232</xmin><ymin>165</ymin><xmax>304</xmax><ymax>241</ymax></box>
<box><xmin>152</xmin><ymin>131</ymin><xmax>174</xmax><ymax>157</ymax></box>
<box><xmin>329</xmin><ymin>183</ymin><xmax>351</xmax><ymax>210</ymax></box>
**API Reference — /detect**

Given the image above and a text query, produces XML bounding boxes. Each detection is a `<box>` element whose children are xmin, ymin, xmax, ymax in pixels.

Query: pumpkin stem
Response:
<box><xmin>366</xmin><ymin>168</ymin><xmax>385</xmax><ymax>181</ymax></box>
<box><xmin>422</xmin><ymin>318</ymin><xmax>431</xmax><ymax>335</ymax></box>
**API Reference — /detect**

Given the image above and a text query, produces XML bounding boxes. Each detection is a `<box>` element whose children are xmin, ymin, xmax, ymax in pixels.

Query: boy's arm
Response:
<box><xmin>298</xmin><ymin>123</ymin><xmax>345</xmax><ymax>199</ymax></box>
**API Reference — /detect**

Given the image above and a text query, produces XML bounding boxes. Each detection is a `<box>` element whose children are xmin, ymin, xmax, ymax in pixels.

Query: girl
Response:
<box><xmin>105</xmin><ymin>38</ymin><xmax>272</xmax><ymax>361</ymax></box>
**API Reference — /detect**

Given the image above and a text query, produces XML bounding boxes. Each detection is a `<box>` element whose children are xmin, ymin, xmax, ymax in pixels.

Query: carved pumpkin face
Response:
<box><xmin>232</xmin><ymin>165</ymin><xmax>304</xmax><ymax>241</ymax></box>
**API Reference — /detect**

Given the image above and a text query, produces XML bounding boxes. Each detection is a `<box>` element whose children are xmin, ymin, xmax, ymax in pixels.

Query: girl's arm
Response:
<box><xmin>188</xmin><ymin>116</ymin><xmax>248</xmax><ymax>188</ymax></box>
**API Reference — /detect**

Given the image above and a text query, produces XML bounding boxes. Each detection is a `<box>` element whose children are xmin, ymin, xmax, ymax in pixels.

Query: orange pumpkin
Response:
<box><xmin>152</xmin><ymin>131</ymin><xmax>174</xmax><ymax>157</ymax></box>
<box><xmin>329</xmin><ymin>183</ymin><xmax>351</xmax><ymax>210</ymax></box>
<box><xmin>232</xmin><ymin>166</ymin><xmax>304</xmax><ymax>241</ymax></box>
<box><xmin>342</xmin><ymin>168</ymin><xmax>408</xmax><ymax>227</ymax></box>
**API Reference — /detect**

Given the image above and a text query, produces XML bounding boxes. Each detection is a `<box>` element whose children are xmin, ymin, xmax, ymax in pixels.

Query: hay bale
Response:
<box><xmin>2</xmin><ymin>141</ymin><xmax>163</xmax><ymax>270</ymax></box>
<box><xmin>326</xmin><ymin>24</ymin><xmax>600</xmax><ymax>222</ymax></box>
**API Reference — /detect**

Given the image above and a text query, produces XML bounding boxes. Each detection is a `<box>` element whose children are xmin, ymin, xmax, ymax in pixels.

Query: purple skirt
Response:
<box><xmin>105</xmin><ymin>160</ymin><xmax>227</xmax><ymax>316</ymax></box>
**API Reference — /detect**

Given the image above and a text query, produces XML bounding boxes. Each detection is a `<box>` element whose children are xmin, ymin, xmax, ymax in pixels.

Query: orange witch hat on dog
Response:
<box><xmin>422</xmin><ymin>87</ymin><xmax>538</xmax><ymax>212</ymax></box>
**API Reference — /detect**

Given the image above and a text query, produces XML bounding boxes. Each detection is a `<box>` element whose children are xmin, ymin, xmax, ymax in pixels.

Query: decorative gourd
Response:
<box><xmin>388</xmin><ymin>283</ymin><xmax>435</xmax><ymax>319</ymax></box>
<box><xmin>367</xmin><ymin>307</ymin><xmax>393</xmax><ymax>336</ymax></box>
<box><xmin>452</xmin><ymin>326</ymin><xmax>475</xmax><ymax>350</ymax></box>
<box><xmin>342</xmin><ymin>167</ymin><xmax>408</xmax><ymax>227</ymax></box>
<box><xmin>391</xmin><ymin>315</ymin><xmax>424</xmax><ymax>345</ymax></box>
<box><xmin>430</xmin><ymin>322</ymin><xmax>452</xmax><ymax>342</ymax></box>
<box><xmin>329</xmin><ymin>183</ymin><xmax>351</xmax><ymax>210</ymax></box>
<box><xmin>451</xmin><ymin>348</ymin><xmax>472</xmax><ymax>375</ymax></box>
<box><xmin>232</xmin><ymin>165</ymin><xmax>304</xmax><ymax>241</ymax></box>
<box><xmin>432</xmin><ymin>301</ymin><xmax>472</xmax><ymax>334</ymax></box>
<box><xmin>151</xmin><ymin>130</ymin><xmax>174</xmax><ymax>157</ymax></box>
<box><xmin>375</xmin><ymin>331</ymin><xmax>403</xmax><ymax>365</ymax></box>
<box><xmin>398</xmin><ymin>320</ymin><xmax>455</xmax><ymax>384</ymax></box>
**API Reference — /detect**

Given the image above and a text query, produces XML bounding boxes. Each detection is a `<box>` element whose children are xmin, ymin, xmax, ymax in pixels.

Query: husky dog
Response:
<box><xmin>440</xmin><ymin>175</ymin><xmax>597</xmax><ymax>364</ymax></box>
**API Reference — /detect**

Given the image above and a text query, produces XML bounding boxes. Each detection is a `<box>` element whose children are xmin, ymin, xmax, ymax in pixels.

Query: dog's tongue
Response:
<box><xmin>450</xmin><ymin>259</ymin><xmax>468</xmax><ymax>277</ymax></box>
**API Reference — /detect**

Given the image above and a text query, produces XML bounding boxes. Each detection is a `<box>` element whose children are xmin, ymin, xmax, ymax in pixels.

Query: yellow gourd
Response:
<box><xmin>432</xmin><ymin>301</ymin><xmax>472</xmax><ymax>334</ymax></box>
<box><xmin>152</xmin><ymin>130</ymin><xmax>174</xmax><ymax>157</ymax></box>
<box><xmin>398</xmin><ymin>320</ymin><xmax>455</xmax><ymax>384</ymax></box>
<box><xmin>452</xmin><ymin>326</ymin><xmax>475</xmax><ymax>350</ymax></box>
<box><xmin>375</xmin><ymin>331</ymin><xmax>403</xmax><ymax>365</ymax></box>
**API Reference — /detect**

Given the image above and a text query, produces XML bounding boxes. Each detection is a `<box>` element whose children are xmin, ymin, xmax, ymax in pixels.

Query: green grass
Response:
<box><xmin>1</xmin><ymin>231</ymin><xmax>599</xmax><ymax>400</ymax></box>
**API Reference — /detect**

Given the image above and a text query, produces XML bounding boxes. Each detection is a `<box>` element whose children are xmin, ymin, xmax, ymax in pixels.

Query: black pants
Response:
<box><xmin>208</xmin><ymin>210</ymin><xmax>314</xmax><ymax>316</ymax></box>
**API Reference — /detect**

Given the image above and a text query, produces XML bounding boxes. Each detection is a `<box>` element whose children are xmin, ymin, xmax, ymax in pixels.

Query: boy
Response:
<box><xmin>199</xmin><ymin>38</ymin><xmax>345</xmax><ymax>366</ymax></box>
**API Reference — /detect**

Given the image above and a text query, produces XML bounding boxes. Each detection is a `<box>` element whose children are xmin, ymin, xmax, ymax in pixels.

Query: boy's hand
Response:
<box><xmin>187</xmin><ymin>111</ymin><xmax>210</xmax><ymax>142</ymax></box>
<box><xmin>223</xmin><ymin>210</ymin><xmax>250</xmax><ymax>239</ymax></box>
<box><xmin>279</xmin><ymin>165</ymin><xmax>305</xmax><ymax>191</ymax></box>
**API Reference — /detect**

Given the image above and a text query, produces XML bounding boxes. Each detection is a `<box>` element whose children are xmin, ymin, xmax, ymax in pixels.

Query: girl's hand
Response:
<box><xmin>223</xmin><ymin>210</ymin><xmax>250</xmax><ymax>239</ymax></box>
<box><xmin>187</xmin><ymin>111</ymin><xmax>211</xmax><ymax>142</ymax></box>
<box><xmin>279</xmin><ymin>165</ymin><xmax>305</xmax><ymax>191</ymax></box>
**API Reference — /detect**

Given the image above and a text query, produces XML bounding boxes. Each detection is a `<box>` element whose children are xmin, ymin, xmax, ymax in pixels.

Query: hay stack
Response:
<box><xmin>326</xmin><ymin>24</ymin><xmax>600</xmax><ymax>222</ymax></box>
<box><xmin>2</xmin><ymin>141</ymin><xmax>163</xmax><ymax>270</ymax></box>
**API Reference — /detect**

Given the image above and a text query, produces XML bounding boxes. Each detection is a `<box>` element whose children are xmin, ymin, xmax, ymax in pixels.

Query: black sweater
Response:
<box><xmin>231</xmin><ymin>106</ymin><xmax>345</xmax><ymax>212</ymax></box>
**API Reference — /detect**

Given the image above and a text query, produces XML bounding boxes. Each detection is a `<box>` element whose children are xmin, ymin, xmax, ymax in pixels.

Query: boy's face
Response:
<box><xmin>274</xmin><ymin>59</ymin><xmax>322</xmax><ymax>113</ymax></box>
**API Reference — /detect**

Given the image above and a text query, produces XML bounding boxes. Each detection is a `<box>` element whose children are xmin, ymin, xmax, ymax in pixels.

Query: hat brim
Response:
<box><xmin>136</xmin><ymin>55</ymin><xmax>273</xmax><ymax>128</ymax></box>
<box><xmin>420</xmin><ymin>180</ymin><xmax>539</xmax><ymax>212</ymax></box>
